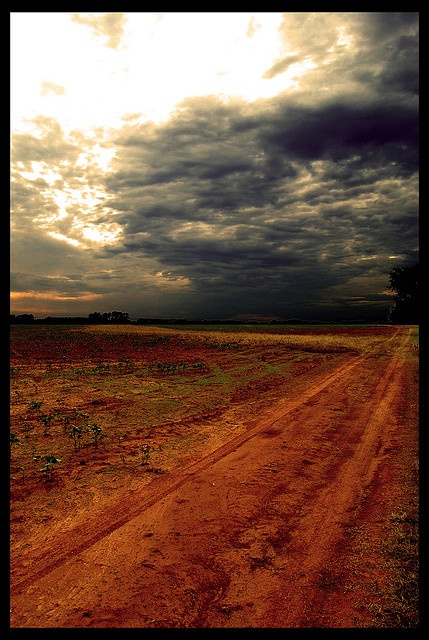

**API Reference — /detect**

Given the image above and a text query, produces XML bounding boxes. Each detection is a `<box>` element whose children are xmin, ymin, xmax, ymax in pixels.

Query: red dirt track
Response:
<box><xmin>10</xmin><ymin>325</ymin><xmax>418</xmax><ymax>628</ymax></box>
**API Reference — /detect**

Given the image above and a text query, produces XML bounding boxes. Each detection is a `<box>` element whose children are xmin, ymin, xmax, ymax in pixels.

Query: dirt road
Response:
<box><xmin>10</xmin><ymin>327</ymin><xmax>418</xmax><ymax>628</ymax></box>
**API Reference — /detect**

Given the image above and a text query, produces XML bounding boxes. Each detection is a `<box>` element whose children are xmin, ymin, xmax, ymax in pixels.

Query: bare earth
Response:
<box><xmin>10</xmin><ymin>325</ymin><xmax>418</xmax><ymax>628</ymax></box>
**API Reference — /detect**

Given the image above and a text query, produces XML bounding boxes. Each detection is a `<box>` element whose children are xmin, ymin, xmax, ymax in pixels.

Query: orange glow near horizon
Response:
<box><xmin>10</xmin><ymin>291</ymin><xmax>104</xmax><ymax>316</ymax></box>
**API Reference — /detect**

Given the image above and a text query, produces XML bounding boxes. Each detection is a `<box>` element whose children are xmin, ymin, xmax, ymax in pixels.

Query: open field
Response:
<box><xmin>10</xmin><ymin>324</ymin><xmax>419</xmax><ymax>628</ymax></box>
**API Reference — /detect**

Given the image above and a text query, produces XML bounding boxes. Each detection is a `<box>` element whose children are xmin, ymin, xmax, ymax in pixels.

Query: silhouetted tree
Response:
<box><xmin>388</xmin><ymin>263</ymin><xmax>420</xmax><ymax>324</ymax></box>
<box><xmin>111</xmin><ymin>311</ymin><xmax>130</xmax><ymax>324</ymax></box>
<box><xmin>10</xmin><ymin>314</ymin><xmax>35</xmax><ymax>324</ymax></box>
<box><xmin>88</xmin><ymin>312</ymin><xmax>103</xmax><ymax>324</ymax></box>
<box><xmin>88</xmin><ymin>311</ymin><xmax>130</xmax><ymax>323</ymax></box>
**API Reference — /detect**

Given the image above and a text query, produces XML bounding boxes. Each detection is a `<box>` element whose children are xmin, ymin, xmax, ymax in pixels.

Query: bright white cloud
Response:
<box><xmin>11</xmin><ymin>12</ymin><xmax>297</xmax><ymax>134</ymax></box>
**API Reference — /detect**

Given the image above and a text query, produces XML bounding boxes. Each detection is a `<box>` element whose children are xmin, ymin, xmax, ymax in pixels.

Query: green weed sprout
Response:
<box><xmin>40</xmin><ymin>412</ymin><xmax>54</xmax><ymax>436</ymax></box>
<box><xmin>69</xmin><ymin>424</ymin><xmax>84</xmax><ymax>451</ymax></box>
<box><xmin>89</xmin><ymin>422</ymin><xmax>103</xmax><ymax>447</ymax></box>
<box><xmin>10</xmin><ymin>433</ymin><xmax>20</xmax><ymax>458</ymax></box>
<box><xmin>141</xmin><ymin>444</ymin><xmax>152</xmax><ymax>465</ymax></box>
<box><xmin>39</xmin><ymin>455</ymin><xmax>61</xmax><ymax>481</ymax></box>
<box><xmin>28</xmin><ymin>400</ymin><xmax>43</xmax><ymax>413</ymax></box>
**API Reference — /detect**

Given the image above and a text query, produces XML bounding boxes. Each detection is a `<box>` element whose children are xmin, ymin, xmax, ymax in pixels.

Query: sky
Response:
<box><xmin>10</xmin><ymin>12</ymin><xmax>419</xmax><ymax>321</ymax></box>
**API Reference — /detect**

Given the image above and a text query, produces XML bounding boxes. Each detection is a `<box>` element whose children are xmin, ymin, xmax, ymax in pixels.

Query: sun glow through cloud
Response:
<box><xmin>11</xmin><ymin>12</ymin><xmax>294</xmax><ymax>135</ymax></box>
<box><xmin>11</xmin><ymin>12</ymin><xmax>301</xmax><ymax>254</ymax></box>
<box><xmin>10</xmin><ymin>12</ymin><xmax>419</xmax><ymax>321</ymax></box>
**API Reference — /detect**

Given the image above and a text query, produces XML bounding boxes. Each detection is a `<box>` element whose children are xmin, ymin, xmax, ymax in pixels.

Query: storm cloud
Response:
<box><xmin>11</xmin><ymin>12</ymin><xmax>419</xmax><ymax>320</ymax></box>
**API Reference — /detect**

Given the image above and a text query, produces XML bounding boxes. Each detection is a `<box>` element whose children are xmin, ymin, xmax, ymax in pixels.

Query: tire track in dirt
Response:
<box><xmin>260</xmin><ymin>337</ymin><xmax>409</xmax><ymax>627</ymax></box>
<box><xmin>185</xmin><ymin>329</ymin><xmax>410</xmax><ymax>627</ymax></box>
<box><xmin>10</xmin><ymin>353</ymin><xmax>365</xmax><ymax>596</ymax></box>
<box><xmin>10</xmin><ymin>330</ymin><xmax>405</xmax><ymax>608</ymax></box>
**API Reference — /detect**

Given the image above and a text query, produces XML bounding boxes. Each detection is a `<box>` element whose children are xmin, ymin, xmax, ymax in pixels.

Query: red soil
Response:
<box><xmin>9</xmin><ymin>325</ymin><xmax>418</xmax><ymax>628</ymax></box>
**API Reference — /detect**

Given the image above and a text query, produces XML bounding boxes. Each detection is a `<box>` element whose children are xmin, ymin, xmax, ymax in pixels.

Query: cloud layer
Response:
<box><xmin>11</xmin><ymin>12</ymin><xmax>419</xmax><ymax>320</ymax></box>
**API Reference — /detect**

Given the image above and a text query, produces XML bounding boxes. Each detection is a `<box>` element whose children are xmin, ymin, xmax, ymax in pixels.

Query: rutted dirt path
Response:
<box><xmin>10</xmin><ymin>328</ymin><xmax>417</xmax><ymax>628</ymax></box>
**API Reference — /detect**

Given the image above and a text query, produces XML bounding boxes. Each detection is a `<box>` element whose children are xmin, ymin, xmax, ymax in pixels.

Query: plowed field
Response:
<box><xmin>10</xmin><ymin>324</ymin><xmax>419</xmax><ymax>628</ymax></box>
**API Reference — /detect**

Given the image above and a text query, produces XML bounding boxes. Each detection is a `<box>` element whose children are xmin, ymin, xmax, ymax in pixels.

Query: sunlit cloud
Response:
<box><xmin>47</xmin><ymin>232</ymin><xmax>81</xmax><ymax>247</ymax></box>
<box><xmin>40</xmin><ymin>81</ymin><xmax>65</xmax><ymax>96</ymax></box>
<box><xmin>10</xmin><ymin>12</ymin><xmax>419</xmax><ymax>320</ymax></box>
<box><xmin>79</xmin><ymin>222</ymin><xmax>123</xmax><ymax>245</ymax></box>
<box><xmin>71</xmin><ymin>12</ymin><xmax>127</xmax><ymax>49</ymax></box>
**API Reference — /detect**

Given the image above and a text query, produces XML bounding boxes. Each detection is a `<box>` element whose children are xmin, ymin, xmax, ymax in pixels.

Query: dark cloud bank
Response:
<box><xmin>11</xmin><ymin>12</ymin><xmax>419</xmax><ymax>321</ymax></box>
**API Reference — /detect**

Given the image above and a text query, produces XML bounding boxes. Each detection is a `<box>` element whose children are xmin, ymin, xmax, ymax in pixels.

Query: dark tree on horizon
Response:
<box><xmin>388</xmin><ymin>263</ymin><xmax>420</xmax><ymax>324</ymax></box>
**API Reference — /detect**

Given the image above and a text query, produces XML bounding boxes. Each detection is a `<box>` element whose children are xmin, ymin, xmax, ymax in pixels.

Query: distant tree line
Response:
<box><xmin>10</xmin><ymin>311</ymin><xmax>131</xmax><ymax>325</ymax></box>
<box><xmin>10</xmin><ymin>314</ymin><xmax>375</xmax><ymax>326</ymax></box>
<box><xmin>88</xmin><ymin>311</ymin><xmax>130</xmax><ymax>324</ymax></box>
<box><xmin>9</xmin><ymin>265</ymin><xmax>420</xmax><ymax>326</ymax></box>
<box><xmin>135</xmin><ymin>317</ymin><xmax>372</xmax><ymax>325</ymax></box>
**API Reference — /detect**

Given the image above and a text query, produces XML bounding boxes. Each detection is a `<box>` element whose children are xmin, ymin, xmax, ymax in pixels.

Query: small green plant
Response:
<box><xmin>21</xmin><ymin>420</ymin><xmax>33</xmax><ymax>433</ymax></box>
<box><xmin>28</xmin><ymin>400</ymin><xmax>43</xmax><ymax>413</ymax></box>
<box><xmin>38</xmin><ymin>455</ymin><xmax>61</xmax><ymax>481</ymax></box>
<box><xmin>89</xmin><ymin>422</ymin><xmax>103</xmax><ymax>447</ymax></box>
<box><xmin>67</xmin><ymin>409</ymin><xmax>93</xmax><ymax>450</ymax></box>
<box><xmin>55</xmin><ymin>409</ymin><xmax>73</xmax><ymax>434</ymax></box>
<box><xmin>140</xmin><ymin>443</ymin><xmax>153</xmax><ymax>465</ymax></box>
<box><xmin>40</xmin><ymin>412</ymin><xmax>54</xmax><ymax>436</ymax></box>
<box><xmin>76</xmin><ymin>410</ymin><xmax>90</xmax><ymax>425</ymax></box>
<box><xmin>10</xmin><ymin>432</ymin><xmax>20</xmax><ymax>458</ymax></box>
<box><xmin>69</xmin><ymin>424</ymin><xmax>84</xmax><ymax>451</ymax></box>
